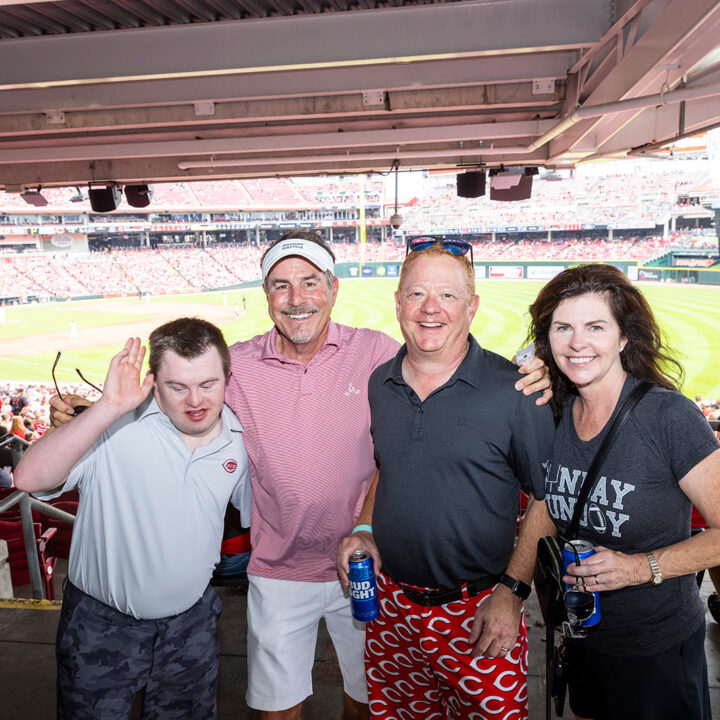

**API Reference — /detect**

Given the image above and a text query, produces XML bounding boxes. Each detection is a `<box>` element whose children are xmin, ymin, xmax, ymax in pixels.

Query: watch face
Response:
<box><xmin>651</xmin><ymin>574</ymin><xmax>662</xmax><ymax>585</ymax></box>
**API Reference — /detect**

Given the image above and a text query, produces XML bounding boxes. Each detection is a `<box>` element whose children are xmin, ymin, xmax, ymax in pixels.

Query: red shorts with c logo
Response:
<box><xmin>365</xmin><ymin>572</ymin><xmax>528</xmax><ymax>720</ymax></box>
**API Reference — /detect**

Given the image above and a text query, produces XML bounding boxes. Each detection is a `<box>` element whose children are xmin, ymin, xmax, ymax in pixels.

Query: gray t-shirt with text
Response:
<box><xmin>548</xmin><ymin>376</ymin><xmax>718</xmax><ymax>656</ymax></box>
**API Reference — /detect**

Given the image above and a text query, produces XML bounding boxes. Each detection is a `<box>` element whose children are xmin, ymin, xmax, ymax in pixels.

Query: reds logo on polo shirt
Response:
<box><xmin>223</xmin><ymin>459</ymin><xmax>237</xmax><ymax>473</ymax></box>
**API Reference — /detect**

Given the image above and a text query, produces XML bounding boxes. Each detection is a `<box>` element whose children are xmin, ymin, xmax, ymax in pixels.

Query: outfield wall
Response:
<box><xmin>637</xmin><ymin>266</ymin><xmax>720</xmax><ymax>285</ymax></box>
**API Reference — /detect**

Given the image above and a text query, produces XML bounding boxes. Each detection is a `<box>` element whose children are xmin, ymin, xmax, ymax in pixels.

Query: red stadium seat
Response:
<box><xmin>0</xmin><ymin>519</ymin><xmax>57</xmax><ymax>600</ymax></box>
<box><xmin>46</xmin><ymin>500</ymin><xmax>77</xmax><ymax>559</ymax></box>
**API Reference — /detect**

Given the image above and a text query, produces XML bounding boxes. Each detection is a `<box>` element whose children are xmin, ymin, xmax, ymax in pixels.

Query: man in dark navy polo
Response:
<box><xmin>339</xmin><ymin>241</ymin><xmax>556</xmax><ymax>720</ymax></box>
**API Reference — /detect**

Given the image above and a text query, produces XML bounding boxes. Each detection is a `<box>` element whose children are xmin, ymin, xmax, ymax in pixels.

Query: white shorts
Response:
<box><xmin>246</xmin><ymin>574</ymin><xmax>368</xmax><ymax>711</ymax></box>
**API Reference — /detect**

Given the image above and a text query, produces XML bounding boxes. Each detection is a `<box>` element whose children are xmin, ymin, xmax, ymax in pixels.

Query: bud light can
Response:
<box><xmin>562</xmin><ymin>539</ymin><xmax>601</xmax><ymax>627</ymax></box>
<box><xmin>348</xmin><ymin>550</ymin><xmax>379</xmax><ymax>622</ymax></box>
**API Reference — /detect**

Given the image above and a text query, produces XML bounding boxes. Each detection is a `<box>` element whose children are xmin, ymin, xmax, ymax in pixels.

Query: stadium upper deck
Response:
<box><xmin>0</xmin><ymin>169</ymin><xmax>713</xmax><ymax>241</ymax></box>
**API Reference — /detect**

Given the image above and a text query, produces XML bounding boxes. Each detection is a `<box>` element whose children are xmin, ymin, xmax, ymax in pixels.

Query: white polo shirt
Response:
<box><xmin>35</xmin><ymin>398</ymin><xmax>251</xmax><ymax>619</ymax></box>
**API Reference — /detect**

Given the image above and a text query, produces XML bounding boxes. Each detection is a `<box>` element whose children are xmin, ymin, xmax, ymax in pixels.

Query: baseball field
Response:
<box><xmin>1</xmin><ymin>278</ymin><xmax>719</xmax><ymax>400</ymax></box>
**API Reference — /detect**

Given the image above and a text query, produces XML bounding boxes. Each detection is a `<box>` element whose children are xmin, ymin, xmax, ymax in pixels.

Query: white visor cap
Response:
<box><xmin>261</xmin><ymin>238</ymin><xmax>335</xmax><ymax>281</ymax></box>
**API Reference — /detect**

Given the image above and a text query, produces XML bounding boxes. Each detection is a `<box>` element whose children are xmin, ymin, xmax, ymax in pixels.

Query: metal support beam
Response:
<box><xmin>0</xmin><ymin>53</ymin><xmax>578</xmax><ymax>115</ymax></box>
<box><xmin>0</xmin><ymin>119</ymin><xmax>557</xmax><ymax>164</ymax></box>
<box><xmin>28</xmin><ymin>497</ymin><xmax>76</xmax><ymax>526</ymax></box>
<box><xmin>0</xmin><ymin>1</ymin><xmax>609</xmax><ymax>89</ymax></box>
<box><xmin>0</xmin><ymin>148</ymin><xmax>552</xmax><ymax>187</ymax></box>
<box><xmin>550</xmin><ymin>0</ymin><xmax>720</xmax><ymax>158</ymax></box>
<box><xmin>18</xmin><ymin>492</ymin><xmax>44</xmax><ymax>600</ymax></box>
<box><xmin>0</xmin><ymin>84</ymin><xmax>564</xmax><ymax>138</ymax></box>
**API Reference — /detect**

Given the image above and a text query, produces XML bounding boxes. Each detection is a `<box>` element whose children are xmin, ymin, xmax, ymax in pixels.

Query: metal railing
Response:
<box><xmin>1</xmin><ymin>434</ymin><xmax>76</xmax><ymax>600</ymax></box>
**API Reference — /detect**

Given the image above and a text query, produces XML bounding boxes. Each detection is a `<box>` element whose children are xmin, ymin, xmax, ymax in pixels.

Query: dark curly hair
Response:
<box><xmin>527</xmin><ymin>264</ymin><xmax>683</xmax><ymax>421</ymax></box>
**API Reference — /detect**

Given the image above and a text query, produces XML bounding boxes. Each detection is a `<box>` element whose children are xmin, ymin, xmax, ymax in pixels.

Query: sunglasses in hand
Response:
<box><xmin>51</xmin><ymin>351</ymin><xmax>103</xmax><ymax>416</ymax></box>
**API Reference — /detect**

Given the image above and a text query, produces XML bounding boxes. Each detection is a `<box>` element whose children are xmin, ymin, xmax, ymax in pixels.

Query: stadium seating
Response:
<box><xmin>0</xmin><ymin>518</ymin><xmax>57</xmax><ymax>599</ymax></box>
<box><xmin>0</xmin><ymin>231</ymin><xmax>711</xmax><ymax>299</ymax></box>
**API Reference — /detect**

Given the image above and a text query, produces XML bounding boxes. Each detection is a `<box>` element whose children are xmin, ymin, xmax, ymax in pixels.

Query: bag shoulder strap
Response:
<box><xmin>566</xmin><ymin>381</ymin><xmax>652</xmax><ymax>539</ymax></box>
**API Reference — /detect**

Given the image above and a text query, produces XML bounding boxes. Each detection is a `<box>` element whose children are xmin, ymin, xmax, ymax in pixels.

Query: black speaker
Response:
<box><xmin>457</xmin><ymin>171</ymin><xmax>486</xmax><ymax>198</ymax></box>
<box><xmin>88</xmin><ymin>185</ymin><xmax>122</xmax><ymax>213</ymax></box>
<box><xmin>125</xmin><ymin>184</ymin><xmax>153</xmax><ymax>208</ymax></box>
<box><xmin>20</xmin><ymin>190</ymin><xmax>48</xmax><ymax>207</ymax></box>
<box><xmin>490</xmin><ymin>175</ymin><xmax>533</xmax><ymax>202</ymax></box>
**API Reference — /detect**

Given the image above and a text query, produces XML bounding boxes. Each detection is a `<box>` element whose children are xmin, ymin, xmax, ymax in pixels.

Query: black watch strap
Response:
<box><xmin>498</xmin><ymin>573</ymin><xmax>531</xmax><ymax>600</ymax></box>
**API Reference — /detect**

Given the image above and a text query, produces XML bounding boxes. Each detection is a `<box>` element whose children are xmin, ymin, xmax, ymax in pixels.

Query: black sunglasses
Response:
<box><xmin>562</xmin><ymin>541</ymin><xmax>596</xmax><ymax>623</ymax></box>
<box><xmin>405</xmin><ymin>236</ymin><xmax>474</xmax><ymax>266</ymax></box>
<box><xmin>52</xmin><ymin>351</ymin><xmax>103</xmax><ymax>414</ymax></box>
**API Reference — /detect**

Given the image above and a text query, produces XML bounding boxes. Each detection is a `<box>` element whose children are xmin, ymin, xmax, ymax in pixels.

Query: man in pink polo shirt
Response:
<box><xmin>225</xmin><ymin>230</ymin><xmax>550</xmax><ymax>720</ymax></box>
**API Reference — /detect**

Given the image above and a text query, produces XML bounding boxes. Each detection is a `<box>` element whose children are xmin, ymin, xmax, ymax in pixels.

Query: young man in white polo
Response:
<box><xmin>15</xmin><ymin>317</ymin><xmax>251</xmax><ymax>720</ymax></box>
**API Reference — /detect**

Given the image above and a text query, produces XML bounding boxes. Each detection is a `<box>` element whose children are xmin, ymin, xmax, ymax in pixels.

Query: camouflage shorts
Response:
<box><xmin>56</xmin><ymin>581</ymin><xmax>222</xmax><ymax>720</ymax></box>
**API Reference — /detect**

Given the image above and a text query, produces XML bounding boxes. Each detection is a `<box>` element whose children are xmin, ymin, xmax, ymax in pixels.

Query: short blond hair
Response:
<box><xmin>398</xmin><ymin>242</ymin><xmax>475</xmax><ymax>297</ymax></box>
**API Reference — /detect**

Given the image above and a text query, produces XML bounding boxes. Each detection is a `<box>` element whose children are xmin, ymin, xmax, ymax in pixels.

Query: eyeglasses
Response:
<box><xmin>561</xmin><ymin>540</ymin><xmax>596</xmax><ymax>637</ymax></box>
<box><xmin>52</xmin><ymin>351</ymin><xmax>103</xmax><ymax>414</ymax></box>
<box><xmin>405</xmin><ymin>236</ymin><xmax>474</xmax><ymax>265</ymax></box>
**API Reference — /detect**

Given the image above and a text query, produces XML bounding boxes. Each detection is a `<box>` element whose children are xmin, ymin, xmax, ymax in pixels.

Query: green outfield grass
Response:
<box><xmin>1</xmin><ymin>279</ymin><xmax>719</xmax><ymax>400</ymax></box>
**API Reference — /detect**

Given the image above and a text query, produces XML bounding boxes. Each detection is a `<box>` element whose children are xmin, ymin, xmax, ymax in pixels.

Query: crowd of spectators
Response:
<box><xmin>314</xmin><ymin>231</ymin><xmax>703</xmax><ymax>263</ymax></box>
<box><xmin>1</xmin><ymin>384</ymin><xmax>51</xmax><ymax>447</ymax></box>
<box><xmin>0</xmin><ymin>244</ymin><xmax>270</xmax><ymax>298</ymax></box>
<box><xmin>1</xmin><ymin>230</ymin><xmax>715</xmax><ymax>299</ymax></box>
<box><xmin>401</xmin><ymin>169</ymin><xmax>706</xmax><ymax>231</ymax></box>
<box><xmin>0</xmin><ymin>382</ymin><xmax>105</xmax><ymax>487</ymax></box>
<box><xmin>696</xmin><ymin>396</ymin><xmax>720</xmax><ymax>425</ymax></box>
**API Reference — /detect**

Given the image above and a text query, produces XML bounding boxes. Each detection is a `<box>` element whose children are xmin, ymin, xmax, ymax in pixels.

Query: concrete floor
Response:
<box><xmin>2</xmin><ymin>563</ymin><xmax>720</xmax><ymax>719</ymax></box>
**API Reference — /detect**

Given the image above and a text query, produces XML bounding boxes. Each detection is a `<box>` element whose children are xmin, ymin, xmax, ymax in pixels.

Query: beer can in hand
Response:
<box><xmin>562</xmin><ymin>539</ymin><xmax>601</xmax><ymax>627</ymax></box>
<box><xmin>349</xmin><ymin>550</ymin><xmax>380</xmax><ymax>621</ymax></box>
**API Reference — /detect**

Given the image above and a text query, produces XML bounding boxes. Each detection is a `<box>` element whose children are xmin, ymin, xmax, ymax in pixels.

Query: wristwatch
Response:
<box><xmin>499</xmin><ymin>573</ymin><xmax>531</xmax><ymax>600</ymax></box>
<box><xmin>645</xmin><ymin>551</ymin><xmax>663</xmax><ymax>585</ymax></box>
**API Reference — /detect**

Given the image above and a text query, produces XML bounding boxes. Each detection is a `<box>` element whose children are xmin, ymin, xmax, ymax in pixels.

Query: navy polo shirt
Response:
<box><xmin>369</xmin><ymin>335</ymin><xmax>555</xmax><ymax>589</ymax></box>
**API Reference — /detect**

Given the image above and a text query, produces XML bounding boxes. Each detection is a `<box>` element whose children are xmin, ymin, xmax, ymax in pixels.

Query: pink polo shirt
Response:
<box><xmin>225</xmin><ymin>321</ymin><xmax>399</xmax><ymax>581</ymax></box>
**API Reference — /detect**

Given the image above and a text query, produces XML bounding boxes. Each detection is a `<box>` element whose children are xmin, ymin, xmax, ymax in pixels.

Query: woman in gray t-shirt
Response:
<box><xmin>527</xmin><ymin>263</ymin><xmax>720</xmax><ymax>720</ymax></box>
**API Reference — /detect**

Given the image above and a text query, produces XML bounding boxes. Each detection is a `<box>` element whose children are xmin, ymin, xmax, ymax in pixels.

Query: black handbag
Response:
<box><xmin>534</xmin><ymin>381</ymin><xmax>652</xmax><ymax>719</ymax></box>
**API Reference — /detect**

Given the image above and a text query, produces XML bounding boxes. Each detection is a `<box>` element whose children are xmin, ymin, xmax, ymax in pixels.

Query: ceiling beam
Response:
<box><xmin>0</xmin><ymin>119</ymin><xmax>558</xmax><ymax>164</ymax></box>
<box><xmin>0</xmin><ymin>83</ymin><xmax>564</xmax><ymax>137</ymax></box>
<box><xmin>0</xmin><ymin>147</ymin><xmax>552</xmax><ymax>188</ymax></box>
<box><xmin>0</xmin><ymin>52</ymin><xmax>577</xmax><ymax>115</ymax></box>
<box><xmin>549</xmin><ymin>0</ymin><xmax>720</xmax><ymax>157</ymax></box>
<box><xmin>0</xmin><ymin>0</ymin><xmax>610</xmax><ymax>89</ymax></box>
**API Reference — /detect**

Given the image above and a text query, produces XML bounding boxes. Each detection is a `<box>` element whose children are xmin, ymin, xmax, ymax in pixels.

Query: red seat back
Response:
<box><xmin>47</xmin><ymin>501</ymin><xmax>77</xmax><ymax>559</ymax></box>
<box><xmin>0</xmin><ymin>519</ymin><xmax>57</xmax><ymax>599</ymax></box>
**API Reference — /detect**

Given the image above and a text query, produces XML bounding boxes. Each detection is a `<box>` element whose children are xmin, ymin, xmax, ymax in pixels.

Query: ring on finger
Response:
<box><xmin>499</xmin><ymin>646</ymin><xmax>509</xmax><ymax>655</ymax></box>
<box><xmin>594</xmin><ymin>575</ymin><xmax>600</xmax><ymax>585</ymax></box>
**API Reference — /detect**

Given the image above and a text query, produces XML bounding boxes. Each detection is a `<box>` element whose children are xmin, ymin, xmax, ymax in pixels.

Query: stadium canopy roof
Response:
<box><xmin>1</xmin><ymin>0</ymin><xmax>719</xmax><ymax>189</ymax></box>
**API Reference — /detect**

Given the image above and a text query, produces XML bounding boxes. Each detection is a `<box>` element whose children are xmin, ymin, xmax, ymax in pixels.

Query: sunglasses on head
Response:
<box><xmin>52</xmin><ymin>351</ymin><xmax>103</xmax><ymax>415</ymax></box>
<box><xmin>405</xmin><ymin>236</ymin><xmax>474</xmax><ymax>265</ymax></box>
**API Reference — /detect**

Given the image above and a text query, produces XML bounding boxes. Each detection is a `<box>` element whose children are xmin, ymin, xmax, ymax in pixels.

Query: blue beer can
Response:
<box><xmin>562</xmin><ymin>539</ymin><xmax>601</xmax><ymax>627</ymax></box>
<box><xmin>348</xmin><ymin>550</ymin><xmax>380</xmax><ymax>622</ymax></box>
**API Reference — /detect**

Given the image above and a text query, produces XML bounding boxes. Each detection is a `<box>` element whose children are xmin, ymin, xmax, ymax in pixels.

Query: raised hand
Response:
<box><xmin>97</xmin><ymin>337</ymin><xmax>154</xmax><ymax>416</ymax></box>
